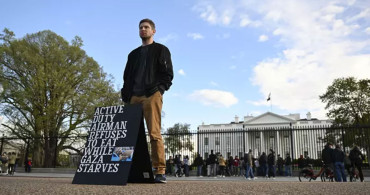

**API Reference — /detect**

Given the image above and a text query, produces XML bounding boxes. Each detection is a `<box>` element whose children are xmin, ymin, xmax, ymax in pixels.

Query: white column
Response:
<box><xmin>276</xmin><ymin>130</ymin><xmax>280</xmax><ymax>155</ymax></box>
<box><xmin>260</xmin><ymin>131</ymin><xmax>264</xmax><ymax>153</ymax></box>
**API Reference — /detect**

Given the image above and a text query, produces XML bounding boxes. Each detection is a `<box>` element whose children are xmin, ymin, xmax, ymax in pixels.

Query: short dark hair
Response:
<box><xmin>139</xmin><ymin>18</ymin><xmax>155</xmax><ymax>30</ymax></box>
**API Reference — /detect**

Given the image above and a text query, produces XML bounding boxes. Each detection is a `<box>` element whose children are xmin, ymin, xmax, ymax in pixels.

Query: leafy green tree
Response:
<box><xmin>0</xmin><ymin>29</ymin><xmax>120</xmax><ymax>167</ymax></box>
<box><xmin>320</xmin><ymin>77</ymin><xmax>370</xmax><ymax>125</ymax></box>
<box><xmin>320</xmin><ymin>77</ymin><xmax>370</xmax><ymax>163</ymax></box>
<box><xmin>164</xmin><ymin>123</ymin><xmax>194</xmax><ymax>157</ymax></box>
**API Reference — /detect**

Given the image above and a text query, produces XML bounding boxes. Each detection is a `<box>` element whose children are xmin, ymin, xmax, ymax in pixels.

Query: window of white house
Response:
<box><xmin>255</xmin><ymin>137</ymin><xmax>261</xmax><ymax>151</ymax></box>
<box><xmin>215</xmin><ymin>137</ymin><xmax>220</xmax><ymax>145</ymax></box>
<box><xmin>269</xmin><ymin>136</ymin><xmax>275</xmax><ymax>149</ymax></box>
<box><xmin>238</xmin><ymin>136</ymin><xmax>243</xmax><ymax>146</ymax></box>
<box><xmin>284</xmin><ymin>136</ymin><xmax>290</xmax><ymax>151</ymax></box>
<box><xmin>226</xmin><ymin>136</ymin><xmax>231</xmax><ymax>146</ymax></box>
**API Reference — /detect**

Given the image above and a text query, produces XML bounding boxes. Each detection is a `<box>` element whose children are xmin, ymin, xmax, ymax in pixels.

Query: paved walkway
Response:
<box><xmin>2</xmin><ymin>172</ymin><xmax>370</xmax><ymax>182</ymax></box>
<box><xmin>1</xmin><ymin>174</ymin><xmax>369</xmax><ymax>195</ymax></box>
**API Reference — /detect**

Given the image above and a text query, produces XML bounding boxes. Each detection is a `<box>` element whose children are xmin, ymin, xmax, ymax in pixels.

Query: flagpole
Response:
<box><xmin>267</xmin><ymin>92</ymin><xmax>272</xmax><ymax>112</ymax></box>
<box><xmin>270</xmin><ymin>99</ymin><xmax>272</xmax><ymax>112</ymax></box>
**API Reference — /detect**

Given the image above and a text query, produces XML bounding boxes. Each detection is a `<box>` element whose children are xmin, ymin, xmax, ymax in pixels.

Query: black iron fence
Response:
<box><xmin>0</xmin><ymin>125</ymin><xmax>369</xmax><ymax>168</ymax></box>
<box><xmin>161</xmin><ymin>125</ymin><xmax>370</xmax><ymax>168</ymax></box>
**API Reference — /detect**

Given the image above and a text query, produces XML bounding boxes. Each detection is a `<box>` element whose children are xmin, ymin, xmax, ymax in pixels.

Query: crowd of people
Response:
<box><xmin>321</xmin><ymin>143</ymin><xmax>364</xmax><ymax>182</ymax></box>
<box><xmin>0</xmin><ymin>152</ymin><xmax>31</xmax><ymax>175</ymax></box>
<box><xmin>0</xmin><ymin>152</ymin><xmax>18</xmax><ymax>175</ymax></box>
<box><xmin>166</xmin><ymin>149</ymin><xmax>295</xmax><ymax>180</ymax></box>
<box><xmin>166</xmin><ymin>145</ymin><xmax>365</xmax><ymax>182</ymax></box>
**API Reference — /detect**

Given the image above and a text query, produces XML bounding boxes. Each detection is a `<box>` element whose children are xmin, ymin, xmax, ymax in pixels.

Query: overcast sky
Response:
<box><xmin>1</xmin><ymin>0</ymin><xmax>369</xmax><ymax>130</ymax></box>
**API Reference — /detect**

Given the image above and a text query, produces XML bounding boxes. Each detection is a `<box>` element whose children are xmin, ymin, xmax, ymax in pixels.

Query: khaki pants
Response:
<box><xmin>130</xmin><ymin>91</ymin><xmax>165</xmax><ymax>174</ymax></box>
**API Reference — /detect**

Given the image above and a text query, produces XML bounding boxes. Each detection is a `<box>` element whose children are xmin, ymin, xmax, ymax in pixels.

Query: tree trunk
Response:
<box><xmin>43</xmin><ymin>136</ymin><xmax>57</xmax><ymax>168</ymax></box>
<box><xmin>32</xmin><ymin>138</ymin><xmax>43</xmax><ymax>167</ymax></box>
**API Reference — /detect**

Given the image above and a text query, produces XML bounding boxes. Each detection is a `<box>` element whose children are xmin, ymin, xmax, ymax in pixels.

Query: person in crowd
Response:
<box><xmin>174</xmin><ymin>155</ymin><xmax>179</xmax><ymax>175</ymax></box>
<box><xmin>304</xmin><ymin>155</ymin><xmax>311</xmax><ymax>167</ymax></box>
<box><xmin>259</xmin><ymin>152</ymin><xmax>268</xmax><ymax>178</ymax></box>
<box><xmin>298</xmin><ymin>154</ymin><xmax>305</xmax><ymax>170</ymax></box>
<box><xmin>233</xmin><ymin>156</ymin><xmax>240</xmax><ymax>176</ymax></box>
<box><xmin>254</xmin><ymin>156</ymin><xmax>260</xmax><ymax>176</ymax></box>
<box><xmin>166</xmin><ymin>156</ymin><xmax>174</xmax><ymax>176</ymax></box>
<box><xmin>8</xmin><ymin>152</ymin><xmax>16</xmax><ymax>175</ymax></box>
<box><xmin>277</xmin><ymin>154</ymin><xmax>284</xmax><ymax>176</ymax></box>
<box><xmin>322</xmin><ymin>143</ymin><xmax>334</xmax><ymax>171</ymax></box>
<box><xmin>224</xmin><ymin>157</ymin><xmax>230</xmax><ymax>176</ymax></box>
<box><xmin>244</xmin><ymin>149</ymin><xmax>256</xmax><ymax>180</ymax></box>
<box><xmin>239</xmin><ymin>157</ymin><xmax>244</xmax><ymax>177</ymax></box>
<box><xmin>206</xmin><ymin>156</ymin><xmax>211</xmax><ymax>177</ymax></box>
<box><xmin>267</xmin><ymin>149</ymin><xmax>276</xmax><ymax>179</ymax></box>
<box><xmin>209</xmin><ymin>150</ymin><xmax>217</xmax><ymax>177</ymax></box>
<box><xmin>14</xmin><ymin>156</ymin><xmax>20</xmax><ymax>172</ymax></box>
<box><xmin>228</xmin><ymin>156</ymin><xmax>234</xmax><ymax>176</ymax></box>
<box><xmin>216</xmin><ymin>153</ymin><xmax>220</xmax><ymax>176</ymax></box>
<box><xmin>285</xmin><ymin>153</ymin><xmax>292</xmax><ymax>177</ymax></box>
<box><xmin>174</xmin><ymin>154</ymin><xmax>182</xmax><ymax>177</ymax></box>
<box><xmin>1</xmin><ymin>152</ymin><xmax>9</xmax><ymax>175</ymax></box>
<box><xmin>344</xmin><ymin>152</ymin><xmax>352</xmax><ymax>178</ymax></box>
<box><xmin>218</xmin><ymin>154</ymin><xmax>226</xmax><ymax>177</ymax></box>
<box><xmin>183</xmin><ymin>155</ymin><xmax>189</xmax><ymax>177</ymax></box>
<box><xmin>194</xmin><ymin>153</ymin><xmax>204</xmax><ymax>177</ymax></box>
<box><xmin>333</xmin><ymin>144</ymin><xmax>347</xmax><ymax>182</ymax></box>
<box><xmin>25</xmin><ymin>157</ymin><xmax>32</xmax><ymax>173</ymax></box>
<box><xmin>202</xmin><ymin>159</ymin><xmax>207</xmax><ymax>177</ymax></box>
<box><xmin>349</xmin><ymin>145</ymin><xmax>364</xmax><ymax>182</ymax></box>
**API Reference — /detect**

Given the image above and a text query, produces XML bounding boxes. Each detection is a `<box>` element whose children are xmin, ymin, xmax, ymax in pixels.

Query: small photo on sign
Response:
<box><xmin>111</xmin><ymin>146</ymin><xmax>134</xmax><ymax>162</ymax></box>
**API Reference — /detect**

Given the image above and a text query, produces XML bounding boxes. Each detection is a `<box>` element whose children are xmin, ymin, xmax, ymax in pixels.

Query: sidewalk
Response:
<box><xmin>2</xmin><ymin>172</ymin><xmax>369</xmax><ymax>182</ymax></box>
<box><xmin>1</xmin><ymin>174</ymin><xmax>370</xmax><ymax>195</ymax></box>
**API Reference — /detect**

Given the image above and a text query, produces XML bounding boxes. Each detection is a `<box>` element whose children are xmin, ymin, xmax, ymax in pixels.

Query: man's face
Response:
<box><xmin>139</xmin><ymin>22</ymin><xmax>155</xmax><ymax>39</ymax></box>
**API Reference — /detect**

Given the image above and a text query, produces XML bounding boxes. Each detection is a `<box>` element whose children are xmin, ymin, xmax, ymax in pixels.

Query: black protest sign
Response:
<box><xmin>72</xmin><ymin>104</ymin><xmax>154</xmax><ymax>185</ymax></box>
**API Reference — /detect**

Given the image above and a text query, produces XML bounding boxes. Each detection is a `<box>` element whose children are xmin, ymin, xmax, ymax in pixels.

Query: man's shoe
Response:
<box><xmin>155</xmin><ymin>174</ymin><xmax>167</xmax><ymax>183</ymax></box>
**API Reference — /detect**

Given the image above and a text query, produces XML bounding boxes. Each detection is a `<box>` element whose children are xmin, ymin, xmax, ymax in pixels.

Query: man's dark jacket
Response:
<box><xmin>333</xmin><ymin>148</ymin><xmax>345</xmax><ymax>163</ymax></box>
<box><xmin>285</xmin><ymin>156</ymin><xmax>292</xmax><ymax>166</ymax></box>
<box><xmin>194</xmin><ymin>156</ymin><xmax>204</xmax><ymax>166</ymax></box>
<box><xmin>209</xmin><ymin>153</ymin><xmax>217</xmax><ymax>164</ymax></box>
<box><xmin>122</xmin><ymin>42</ymin><xmax>173</xmax><ymax>103</ymax></box>
<box><xmin>322</xmin><ymin>145</ymin><xmax>334</xmax><ymax>165</ymax></box>
<box><xmin>268</xmin><ymin>153</ymin><xmax>275</xmax><ymax>165</ymax></box>
<box><xmin>350</xmin><ymin>147</ymin><xmax>364</xmax><ymax>165</ymax></box>
<box><xmin>259</xmin><ymin>154</ymin><xmax>267</xmax><ymax>165</ymax></box>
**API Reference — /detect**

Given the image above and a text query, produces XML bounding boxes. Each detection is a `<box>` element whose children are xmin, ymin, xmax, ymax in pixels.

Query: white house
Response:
<box><xmin>198</xmin><ymin>112</ymin><xmax>332</xmax><ymax>160</ymax></box>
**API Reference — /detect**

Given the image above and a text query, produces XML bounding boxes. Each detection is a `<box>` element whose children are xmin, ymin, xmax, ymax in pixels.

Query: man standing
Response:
<box><xmin>1</xmin><ymin>152</ymin><xmax>8</xmax><ymax>175</ymax></box>
<box><xmin>194</xmin><ymin>153</ymin><xmax>204</xmax><ymax>177</ymax></box>
<box><xmin>267</xmin><ymin>149</ymin><xmax>276</xmax><ymax>179</ymax></box>
<box><xmin>349</xmin><ymin>145</ymin><xmax>364</xmax><ymax>182</ymax></box>
<box><xmin>244</xmin><ymin>149</ymin><xmax>255</xmax><ymax>180</ymax></box>
<box><xmin>166</xmin><ymin>156</ymin><xmax>174</xmax><ymax>176</ymax></box>
<box><xmin>333</xmin><ymin>144</ymin><xmax>347</xmax><ymax>182</ymax></box>
<box><xmin>208</xmin><ymin>150</ymin><xmax>217</xmax><ymax>177</ymax></box>
<box><xmin>218</xmin><ymin>154</ymin><xmax>226</xmax><ymax>177</ymax></box>
<box><xmin>322</xmin><ymin>143</ymin><xmax>334</xmax><ymax>169</ymax></box>
<box><xmin>322</xmin><ymin>143</ymin><xmax>334</xmax><ymax>179</ymax></box>
<box><xmin>259</xmin><ymin>152</ymin><xmax>268</xmax><ymax>178</ymax></box>
<box><xmin>277</xmin><ymin>154</ymin><xmax>284</xmax><ymax>176</ymax></box>
<box><xmin>8</xmin><ymin>152</ymin><xmax>16</xmax><ymax>175</ymax></box>
<box><xmin>285</xmin><ymin>153</ymin><xmax>292</xmax><ymax>177</ymax></box>
<box><xmin>121</xmin><ymin>18</ymin><xmax>174</xmax><ymax>183</ymax></box>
